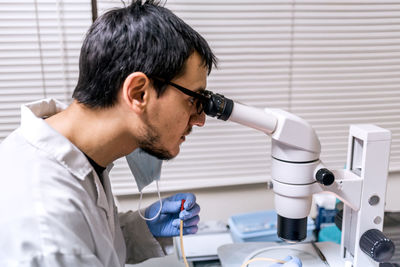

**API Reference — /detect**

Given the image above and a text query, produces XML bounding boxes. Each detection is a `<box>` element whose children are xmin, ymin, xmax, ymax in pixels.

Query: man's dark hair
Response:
<box><xmin>73</xmin><ymin>0</ymin><xmax>217</xmax><ymax>108</ymax></box>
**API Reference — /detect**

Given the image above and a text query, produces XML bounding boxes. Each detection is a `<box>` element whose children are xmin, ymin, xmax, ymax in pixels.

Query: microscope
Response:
<box><xmin>202</xmin><ymin>91</ymin><xmax>395</xmax><ymax>266</ymax></box>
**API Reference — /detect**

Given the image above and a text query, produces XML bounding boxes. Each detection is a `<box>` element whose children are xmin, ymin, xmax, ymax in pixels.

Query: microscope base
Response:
<box><xmin>218</xmin><ymin>241</ymin><xmax>346</xmax><ymax>267</ymax></box>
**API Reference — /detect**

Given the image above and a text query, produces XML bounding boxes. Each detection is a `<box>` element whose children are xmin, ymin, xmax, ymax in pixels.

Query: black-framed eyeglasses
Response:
<box><xmin>151</xmin><ymin>77</ymin><xmax>210</xmax><ymax>114</ymax></box>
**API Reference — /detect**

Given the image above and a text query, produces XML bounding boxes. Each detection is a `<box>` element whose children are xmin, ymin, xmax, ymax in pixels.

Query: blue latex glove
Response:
<box><xmin>269</xmin><ymin>256</ymin><xmax>302</xmax><ymax>267</ymax></box>
<box><xmin>145</xmin><ymin>193</ymin><xmax>200</xmax><ymax>237</ymax></box>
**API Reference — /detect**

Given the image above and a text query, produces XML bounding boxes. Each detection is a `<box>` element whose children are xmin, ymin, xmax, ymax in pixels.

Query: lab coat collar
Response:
<box><xmin>20</xmin><ymin>98</ymin><xmax>93</xmax><ymax>181</ymax></box>
<box><xmin>20</xmin><ymin>98</ymin><xmax>116</xmax><ymax>228</ymax></box>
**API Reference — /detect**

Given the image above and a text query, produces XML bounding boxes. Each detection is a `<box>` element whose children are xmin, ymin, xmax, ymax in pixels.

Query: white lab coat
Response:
<box><xmin>0</xmin><ymin>99</ymin><xmax>171</xmax><ymax>267</ymax></box>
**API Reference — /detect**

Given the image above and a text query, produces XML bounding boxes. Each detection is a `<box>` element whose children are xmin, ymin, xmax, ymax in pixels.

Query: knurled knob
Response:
<box><xmin>360</xmin><ymin>229</ymin><xmax>395</xmax><ymax>262</ymax></box>
<box><xmin>315</xmin><ymin>168</ymin><xmax>335</xmax><ymax>186</ymax></box>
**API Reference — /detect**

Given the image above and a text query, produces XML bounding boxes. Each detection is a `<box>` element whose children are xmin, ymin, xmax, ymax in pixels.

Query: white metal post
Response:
<box><xmin>340</xmin><ymin>125</ymin><xmax>391</xmax><ymax>266</ymax></box>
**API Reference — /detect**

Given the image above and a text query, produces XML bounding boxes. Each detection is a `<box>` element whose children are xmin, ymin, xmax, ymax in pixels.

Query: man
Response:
<box><xmin>0</xmin><ymin>1</ymin><xmax>301</xmax><ymax>266</ymax></box>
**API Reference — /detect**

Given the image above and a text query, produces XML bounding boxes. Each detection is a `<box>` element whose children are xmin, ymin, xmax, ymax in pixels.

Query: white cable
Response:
<box><xmin>138</xmin><ymin>180</ymin><xmax>163</xmax><ymax>221</ymax></box>
<box><xmin>240</xmin><ymin>257</ymin><xmax>285</xmax><ymax>267</ymax></box>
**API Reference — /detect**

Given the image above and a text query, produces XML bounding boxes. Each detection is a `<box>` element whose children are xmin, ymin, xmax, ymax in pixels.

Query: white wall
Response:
<box><xmin>116</xmin><ymin>171</ymin><xmax>400</xmax><ymax>223</ymax></box>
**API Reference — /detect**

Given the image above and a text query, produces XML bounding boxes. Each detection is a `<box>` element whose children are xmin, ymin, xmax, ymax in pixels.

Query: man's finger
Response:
<box><xmin>179</xmin><ymin>203</ymin><xmax>200</xmax><ymax>220</ymax></box>
<box><xmin>182</xmin><ymin>215</ymin><xmax>200</xmax><ymax>227</ymax></box>
<box><xmin>161</xmin><ymin>200</ymin><xmax>181</xmax><ymax>214</ymax></box>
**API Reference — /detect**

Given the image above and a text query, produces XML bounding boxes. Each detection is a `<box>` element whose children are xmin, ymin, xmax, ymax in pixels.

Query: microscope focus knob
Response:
<box><xmin>360</xmin><ymin>229</ymin><xmax>395</xmax><ymax>262</ymax></box>
<box><xmin>315</xmin><ymin>168</ymin><xmax>335</xmax><ymax>186</ymax></box>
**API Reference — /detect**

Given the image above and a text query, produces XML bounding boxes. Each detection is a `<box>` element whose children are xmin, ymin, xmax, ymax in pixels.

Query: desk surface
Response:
<box><xmin>127</xmin><ymin>254</ymin><xmax>185</xmax><ymax>267</ymax></box>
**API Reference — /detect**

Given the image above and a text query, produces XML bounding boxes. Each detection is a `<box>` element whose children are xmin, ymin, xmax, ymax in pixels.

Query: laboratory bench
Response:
<box><xmin>128</xmin><ymin>211</ymin><xmax>400</xmax><ymax>267</ymax></box>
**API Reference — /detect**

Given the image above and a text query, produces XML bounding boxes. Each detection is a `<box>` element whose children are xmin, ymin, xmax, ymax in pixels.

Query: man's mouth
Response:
<box><xmin>184</xmin><ymin>127</ymin><xmax>192</xmax><ymax>136</ymax></box>
<box><xmin>181</xmin><ymin>127</ymin><xmax>192</xmax><ymax>141</ymax></box>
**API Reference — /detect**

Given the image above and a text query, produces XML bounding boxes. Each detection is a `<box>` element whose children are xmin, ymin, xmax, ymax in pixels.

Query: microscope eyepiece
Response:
<box><xmin>202</xmin><ymin>90</ymin><xmax>233</xmax><ymax>121</ymax></box>
<box><xmin>277</xmin><ymin>214</ymin><xmax>307</xmax><ymax>243</ymax></box>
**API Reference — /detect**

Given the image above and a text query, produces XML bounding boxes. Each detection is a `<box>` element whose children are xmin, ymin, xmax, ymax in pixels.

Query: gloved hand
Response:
<box><xmin>269</xmin><ymin>256</ymin><xmax>302</xmax><ymax>267</ymax></box>
<box><xmin>145</xmin><ymin>193</ymin><xmax>200</xmax><ymax>237</ymax></box>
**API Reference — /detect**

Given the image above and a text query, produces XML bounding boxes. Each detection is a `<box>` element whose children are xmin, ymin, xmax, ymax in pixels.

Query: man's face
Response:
<box><xmin>139</xmin><ymin>52</ymin><xmax>207</xmax><ymax>160</ymax></box>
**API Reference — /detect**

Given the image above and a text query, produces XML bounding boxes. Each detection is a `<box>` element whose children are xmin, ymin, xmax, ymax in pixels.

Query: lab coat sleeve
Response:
<box><xmin>119</xmin><ymin>210</ymin><xmax>173</xmax><ymax>264</ymax></box>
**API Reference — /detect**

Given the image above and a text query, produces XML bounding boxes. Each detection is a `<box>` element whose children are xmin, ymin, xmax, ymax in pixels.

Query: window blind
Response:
<box><xmin>1</xmin><ymin>1</ymin><xmax>399</xmax><ymax>196</ymax></box>
<box><xmin>99</xmin><ymin>0</ymin><xmax>400</xmax><ymax>195</ymax></box>
<box><xmin>0</xmin><ymin>0</ymin><xmax>91</xmax><ymax>140</ymax></box>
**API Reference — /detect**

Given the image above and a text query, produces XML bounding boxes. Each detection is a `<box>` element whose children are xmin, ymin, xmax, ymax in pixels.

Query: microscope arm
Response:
<box><xmin>311</xmin><ymin>168</ymin><xmax>362</xmax><ymax>211</ymax></box>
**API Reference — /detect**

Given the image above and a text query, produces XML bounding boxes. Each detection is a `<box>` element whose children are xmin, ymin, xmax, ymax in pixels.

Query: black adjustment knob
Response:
<box><xmin>360</xmin><ymin>229</ymin><xmax>395</xmax><ymax>262</ymax></box>
<box><xmin>315</xmin><ymin>168</ymin><xmax>335</xmax><ymax>186</ymax></box>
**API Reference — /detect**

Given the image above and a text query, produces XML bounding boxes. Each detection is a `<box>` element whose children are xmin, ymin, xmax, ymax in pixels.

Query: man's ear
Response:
<box><xmin>121</xmin><ymin>72</ymin><xmax>151</xmax><ymax>113</ymax></box>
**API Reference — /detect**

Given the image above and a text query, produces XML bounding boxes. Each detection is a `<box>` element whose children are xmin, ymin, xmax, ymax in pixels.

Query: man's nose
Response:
<box><xmin>190</xmin><ymin>111</ymin><xmax>206</xmax><ymax>127</ymax></box>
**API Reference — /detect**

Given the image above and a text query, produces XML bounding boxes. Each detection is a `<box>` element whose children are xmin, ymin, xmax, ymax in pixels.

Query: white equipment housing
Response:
<box><xmin>227</xmin><ymin>102</ymin><xmax>393</xmax><ymax>266</ymax></box>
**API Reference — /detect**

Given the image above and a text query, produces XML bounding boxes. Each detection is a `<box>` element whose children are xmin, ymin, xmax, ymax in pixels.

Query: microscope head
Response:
<box><xmin>264</xmin><ymin>108</ymin><xmax>321</xmax><ymax>242</ymax></box>
<box><xmin>202</xmin><ymin>91</ymin><xmax>321</xmax><ymax>243</ymax></box>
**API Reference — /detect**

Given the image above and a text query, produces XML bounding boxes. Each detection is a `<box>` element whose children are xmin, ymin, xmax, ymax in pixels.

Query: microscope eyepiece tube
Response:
<box><xmin>202</xmin><ymin>90</ymin><xmax>278</xmax><ymax>134</ymax></box>
<box><xmin>203</xmin><ymin>91</ymin><xmax>234</xmax><ymax>121</ymax></box>
<box><xmin>277</xmin><ymin>215</ymin><xmax>307</xmax><ymax>242</ymax></box>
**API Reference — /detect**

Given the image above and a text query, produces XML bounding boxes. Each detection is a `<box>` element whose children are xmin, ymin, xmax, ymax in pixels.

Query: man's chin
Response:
<box><xmin>140</xmin><ymin>146</ymin><xmax>176</xmax><ymax>161</ymax></box>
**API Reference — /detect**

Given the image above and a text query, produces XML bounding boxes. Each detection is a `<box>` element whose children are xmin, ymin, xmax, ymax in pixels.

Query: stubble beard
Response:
<box><xmin>138</xmin><ymin>122</ymin><xmax>175</xmax><ymax>161</ymax></box>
